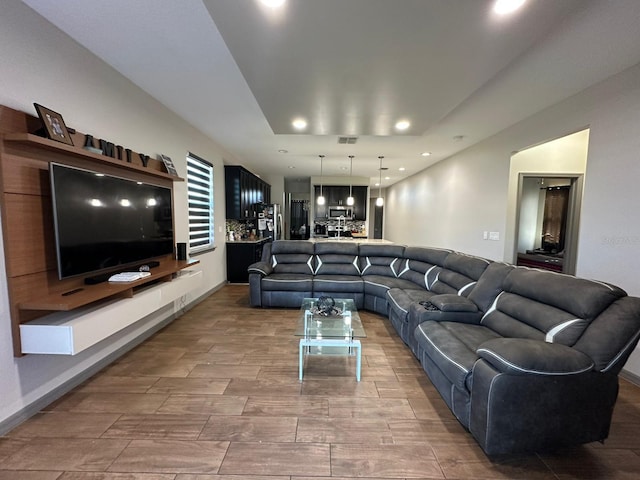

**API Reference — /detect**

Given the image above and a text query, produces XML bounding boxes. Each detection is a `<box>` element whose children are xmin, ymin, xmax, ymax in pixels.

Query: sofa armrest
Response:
<box><xmin>411</xmin><ymin>294</ymin><xmax>482</xmax><ymax>325</ymax></box>
<box><xmin>248</xmin><ymin>261</ymin><xmax>273</xmax><ymax>276</ymax></box>
<box><xmin>428</xmin><ymin>294</ymin><xmax>478</xmax><ymax>312</ymax></box>
<box><xmin>248</xmin><ymin>262</ymin><xmax>272</xmax><ymax>307</ymax></box>
<box><xmin>476</xmin><ymin>338</ymin><xmax>594</xmax><ymax>376</ymax></box>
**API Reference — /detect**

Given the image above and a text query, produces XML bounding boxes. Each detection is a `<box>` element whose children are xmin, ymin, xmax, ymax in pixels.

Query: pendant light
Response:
<box><xmin>317</xmin><ymin>155</ymin><xmax>326</xmax><ymax>205</ymax></box>
<box><xmin>346</xmin><ymin>155</ymin><xmax>355</xmax><ymax>206</ymax></box>
<box><xmin>376</xmin><ymin>156</ymin><xmax>384</xmax><ymax>206</ymax></box>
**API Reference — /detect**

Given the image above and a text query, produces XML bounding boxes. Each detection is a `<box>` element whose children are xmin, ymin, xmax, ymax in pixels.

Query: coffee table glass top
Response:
<box><xmin>296</xmin><ymin>298</ymin><xmax>366</xmax><ymax>338</ymax></box>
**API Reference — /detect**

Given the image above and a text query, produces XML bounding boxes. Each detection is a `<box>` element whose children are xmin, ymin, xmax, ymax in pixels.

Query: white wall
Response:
<box><xmin>384</xmin><ymin>140</ymin><xmax>509</xmax><ymax>259</ymax></box>
<box><xmin>385</xmin><ymin>62</ymin><xmax>640</xmax><ymax>376</ymax></box>
<box><xmin>263</xmin><ymin>173</ymin><xmax>285</xmax><ymax>209</ymax></box>
<box><xmin>0</xmin><ymin>0</ymin><xmax>229</xmax><ymax>428</ymax></box>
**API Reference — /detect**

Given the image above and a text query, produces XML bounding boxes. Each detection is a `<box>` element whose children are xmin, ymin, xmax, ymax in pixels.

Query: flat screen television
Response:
<box><xmin>49</xmin><ymin>162</ymin><xmax>174</xmax><ymax>279</ymax></box>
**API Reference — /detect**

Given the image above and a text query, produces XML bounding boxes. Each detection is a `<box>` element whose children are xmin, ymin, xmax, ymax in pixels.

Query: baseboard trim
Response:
<box><xmin>620</xmin><ymin>369</ymin><xmax>640</xmax><ymax>387</ymax></box>
<box><xmin>0</xmin><ymin>281</ymin><xmax>223</xmax><ymax>436</ymax></box>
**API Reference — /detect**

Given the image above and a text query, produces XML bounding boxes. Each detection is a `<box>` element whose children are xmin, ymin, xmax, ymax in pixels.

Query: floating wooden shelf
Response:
<box><xmin>3</xmin><ymin>133</ymin><xmax>183</xmax><ymax>182</ymax></box>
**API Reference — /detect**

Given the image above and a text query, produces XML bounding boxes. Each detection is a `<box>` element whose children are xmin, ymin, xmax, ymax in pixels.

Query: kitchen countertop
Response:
<box><xmin>309</xmin><ymin>237</ymin><xmax>394</xmax><ymax>244</ymax></box>
<box><xmin>226</xmin><ymin>237</ymin><xmax>393</xmax><ymax>244</ymax></box>
<box><xmin>226</xmin><ymin>238</ymin><xmax>270</xmax><ymax>244</ymax></box>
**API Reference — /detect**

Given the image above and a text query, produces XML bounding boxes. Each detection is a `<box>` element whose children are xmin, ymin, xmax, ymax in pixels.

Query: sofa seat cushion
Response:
<box><xmin>262</xmin><ymin>273</ymin><xmax>313</xmax><ymax>292</ymax></box>
<box><xmin>387</xmin><ymin>288</ymin><xmax>435</xmax><ymax>320</ymax></box>
<box><xmin>476</xmin><ymin>338</ymin><xmax>595</xmax><ymax>376</ymax></box>
<box><xmin>313</xmin><ymin>275</ymin><xmax>364</xmax><ymax>293</ymax></box>
<box><xmin>414</xmin><ymin>321</ymin><xmax>501</xmax><ymax>391</ymax></box>
<box><xmin>363</xmin><ymin>275</ymin><xmax>422</xmax><ymax>299</ymax></box>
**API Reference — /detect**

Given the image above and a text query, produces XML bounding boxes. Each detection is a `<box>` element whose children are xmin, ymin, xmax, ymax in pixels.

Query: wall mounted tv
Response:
<box><xmin>50</xmin><ymin>163</ymin><xmax>174</xmax><ymax>279</ymax></box>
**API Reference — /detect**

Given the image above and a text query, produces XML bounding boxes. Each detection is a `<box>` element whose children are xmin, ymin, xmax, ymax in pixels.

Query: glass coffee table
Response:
<box><xmin>296</xmin><ymin>297</ymin><xmax>366</xmax><ymax>381</ymax></box>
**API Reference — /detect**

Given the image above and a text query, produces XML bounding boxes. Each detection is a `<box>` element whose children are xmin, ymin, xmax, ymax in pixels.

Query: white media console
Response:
<box><xmin>20</xmin><ymin>269</ymin><xmax>202</xmax><ymax>355</ymax></box>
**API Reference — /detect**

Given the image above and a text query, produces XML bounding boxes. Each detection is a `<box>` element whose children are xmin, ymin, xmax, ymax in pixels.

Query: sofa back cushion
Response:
<box><xmin>467</xmin><ymin>262</ymin><xmax>515</xmax><ymax>313</ymax></box>
<box><xmin>572</xmin><ymin>296</ymin><xmax>640</xmax><ymax>373</ymax></box>
<box><xmin>397</xmin><ymin>246</ymin><xmax>451</xmax><ymax>289</ymax></box>
<box><xmin>481</xmin><ymin>268</ymin><xmax>626</xmax><ymax>346</ymax></box>
<box><xmin>358</xmin><ymin>244</ymin><xmax>406</xmax><ymax>277</ymax></box>
<box><xmin>314</xmin><ymin>242</ymin><xmax>360</xmax><ymax>275</ymax></box>
<box><xmin>270</xmin><ymin>240</ymin><xmax>315</xmax><ymax>274</ymax></box>
<box><xmin>430</xmin><ymin>253</ymin><xmax>492</xmax><ymax>296</ymax></box>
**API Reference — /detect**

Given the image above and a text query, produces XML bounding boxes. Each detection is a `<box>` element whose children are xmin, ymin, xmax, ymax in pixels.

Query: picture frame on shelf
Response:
<box><xmin>33</xmin><ymin>103</ymin><xmax>74</xmax><ymax>146</ymax></box>
<box><xmin>159</xmin><ymin>154</ymin><xmax>178</xmax><ymax>176</ymax></box>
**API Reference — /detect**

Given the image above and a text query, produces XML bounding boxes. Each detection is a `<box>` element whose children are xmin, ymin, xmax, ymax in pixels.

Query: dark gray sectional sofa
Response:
<box><xmin>247</xmin><ymin>240</ymin><xmax>640</xmax><ymax>455</ymax></box>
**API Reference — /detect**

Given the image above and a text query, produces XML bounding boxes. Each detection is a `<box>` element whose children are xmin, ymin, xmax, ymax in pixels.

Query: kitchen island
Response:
<box><xmin>309</xmin><ymin>237</ymin><xmax>393</xmax><ymax>244</ymax></box>
<box><xmin>226</xmin><ymin>237</ymin><xmax>271</xmax><ymax>283</ymax></box>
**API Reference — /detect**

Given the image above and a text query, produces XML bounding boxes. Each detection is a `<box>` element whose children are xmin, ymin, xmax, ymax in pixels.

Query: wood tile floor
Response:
<box><xmin>2</xmin><ymin>284</ymin><xmax>640</xmax><ymax>479</ymax></box>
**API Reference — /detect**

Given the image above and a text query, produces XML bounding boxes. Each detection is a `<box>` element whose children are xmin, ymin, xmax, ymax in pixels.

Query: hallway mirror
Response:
<box><xmin>515</xmin><ymin>174</ymin><xmax>583</xmax><ymax>274</ymax></box>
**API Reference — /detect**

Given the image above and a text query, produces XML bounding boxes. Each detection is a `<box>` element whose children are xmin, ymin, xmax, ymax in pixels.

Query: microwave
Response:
<box><xmin>328</xmin><ymin>206</ymin><xmax>353</xmax><ymax>219</ymax></box>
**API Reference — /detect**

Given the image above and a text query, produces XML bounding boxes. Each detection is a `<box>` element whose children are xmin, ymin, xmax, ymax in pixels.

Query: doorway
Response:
<box><xmin>515</xmin><ymin>174</ymin><xmax>583</xmax><ymax>274</ymax></box>
<box><xmin>373</xmin><ymin>204</ymin><xmax>384</xmax><ymax>239</ymax></box>
<box><xmin>368</xmin><ymin>198</ymin><xmax>384</xmax><ymax>239</ymax></box>
<box><xmin>289</xmin><ymin>199</ymin><xmax>310</xmax><ymax>240</ymax></box>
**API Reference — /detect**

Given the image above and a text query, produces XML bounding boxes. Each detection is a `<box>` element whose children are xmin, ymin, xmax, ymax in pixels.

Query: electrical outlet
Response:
<box><xmin>489</xmin><ymin>231</ymin><xmax>500</xmax><ymax>241</ymax></box>
<box><xmin>483</xmin><ymin>231</ymin><xmax>488</xmax><ymax>240</ymax></box>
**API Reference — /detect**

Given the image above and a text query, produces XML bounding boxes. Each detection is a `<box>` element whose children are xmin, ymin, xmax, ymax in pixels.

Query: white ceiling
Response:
<box><xmin>21</xmin><ymin>0</ymin><xmax>640</xmax><ymax>187</ymax></box>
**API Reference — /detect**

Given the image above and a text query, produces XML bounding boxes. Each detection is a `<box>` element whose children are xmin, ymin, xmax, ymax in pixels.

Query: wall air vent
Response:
<box><xmin>338</xmin><ymin>136</ymin><xmax>358</xmax><ymax>144</ymax></box>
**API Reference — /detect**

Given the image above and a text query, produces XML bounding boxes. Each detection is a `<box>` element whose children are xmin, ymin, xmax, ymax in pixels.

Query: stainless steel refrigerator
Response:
<box><xmin>257</xmin><ymin>203</ymin><xmax>283</xmax><ymax>240</ymax></box>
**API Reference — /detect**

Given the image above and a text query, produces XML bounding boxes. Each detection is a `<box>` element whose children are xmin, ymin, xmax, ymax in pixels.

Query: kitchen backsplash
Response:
<box><xmin>227</xmin><ymin>218</ymin><xmax>367</xmax><ymax>239</ymax></box>
<box><xmin>315</xmin><ymin>219</ymin><xmax>366</xmax><ymax>231</ymax></box>
<box><xmin>225</xmin><ymin>219</ymin><xmax>249</xmax><ymax>240</ymax></box>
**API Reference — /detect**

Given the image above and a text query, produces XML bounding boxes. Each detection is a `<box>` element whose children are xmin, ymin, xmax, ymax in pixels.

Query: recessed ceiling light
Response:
<box><xmin>395</xmin><ymin>120</ymin><xmax>410</xmax><ymax>131</ymax></box>
<box><xmin>292</xmin><ymin>118</ymin><xmax>307</xmax><ymax>130</ymax></box>
<box><xmin>260</xmin><ymin>0</ymin><xmax>286</xmax><ymax>8</ymax></box>
<box><xmin>278</xmin><ymin>149</ymin><xmax>288</xmax><ymax>154</ymax></box>
<box><xmin>384</xmin><ymin>176</ymin><xmax>390</xmax><ymax>180</ymax></box>
<box><xmin>493</xmin><ymin>0</ymin><xmax>526</xmax><ymax>15</ymax></box>
<box><xmin>287</xmin><ymin>166</ymin><xmax>295</xmax><ymax>169</ymax></box>
<box><xmin>420</xmin><ymin>152</ymin><xmax>432</xmax><ymax>157</ymax></box>
<box><xmin>399</xmin><ymin>167</ymin><xmax>405</xmax><ymax>171</ymax></box>
<box><xmin>375</xmin><ymin>182</ymin><xmax>380</xmax><ymax>187</ymax></box>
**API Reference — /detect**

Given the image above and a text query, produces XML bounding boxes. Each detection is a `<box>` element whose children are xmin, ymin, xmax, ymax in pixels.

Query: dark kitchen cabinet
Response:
<box><xmin>328</xmin><ymin>186</ymin><xmax>350</xmax><ymax>206</ymax></box>
<box><xmin>314</xmin><ymin>185</ymin><xmax>327</xmax><ymax>219</ymax></box>
<box><xmin>314</xmin><ymin>185</ymin><xmax>368</xmax><ymax>220</ymax></box>
<box><xmin>225</xmin><ymin>165</ymin><xmax>271</xmax><ymax>219</ymax></box>
<box><xmin>351</xmin><ymin>186</ymin><xmax>368</xmax><ymax>220</ymax></box>
<box><xmin>226</xmin><ymin>238</ymin><xmax>269</xmax><ymax>283</ymax></box>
